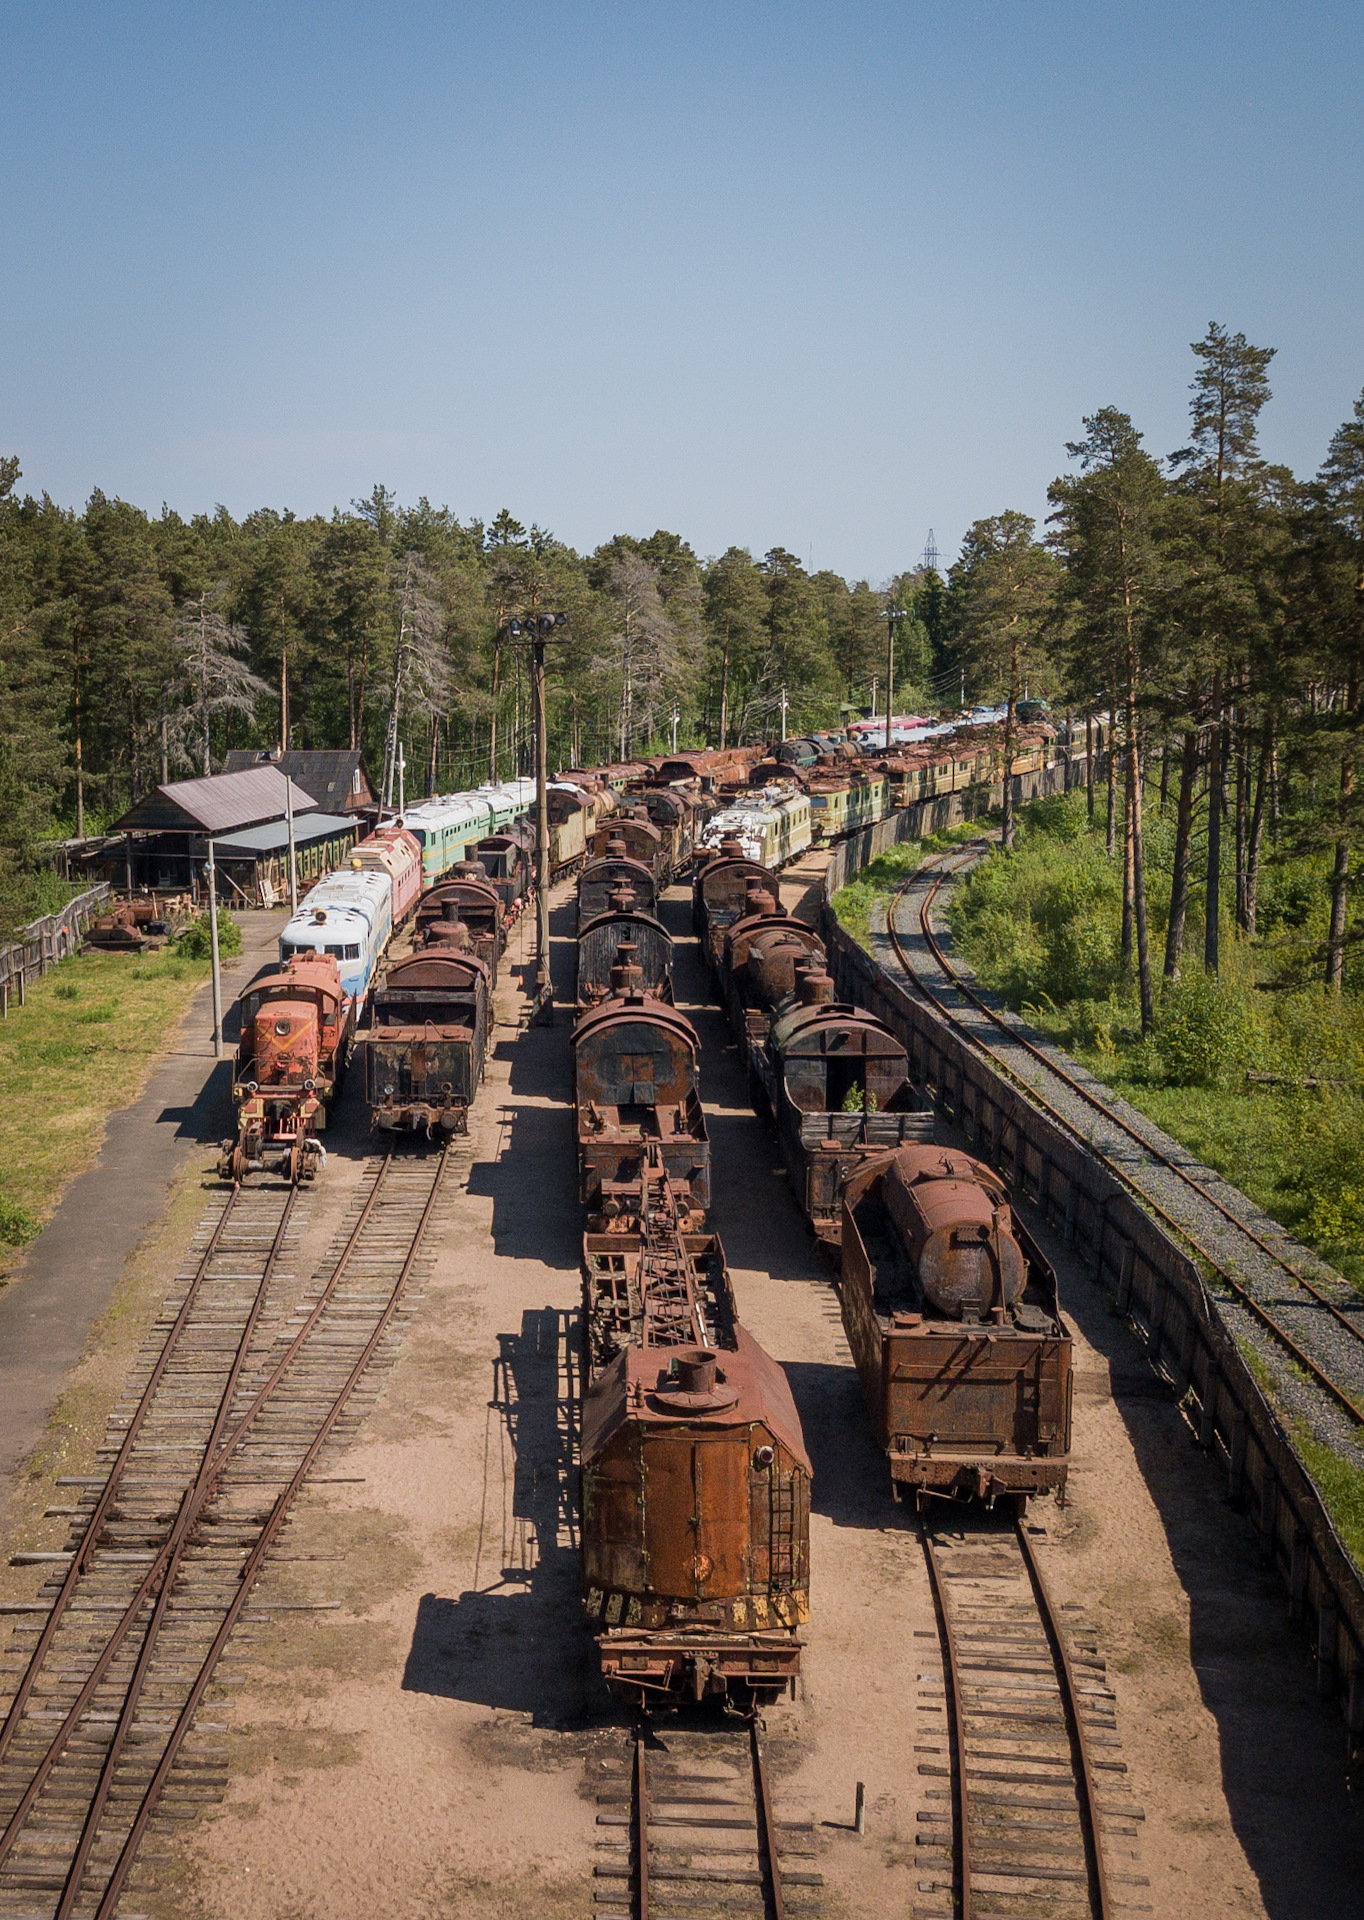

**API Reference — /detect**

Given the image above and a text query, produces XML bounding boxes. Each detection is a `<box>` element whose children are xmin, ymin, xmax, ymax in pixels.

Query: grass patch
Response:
<box><xmin>938</xmin><ymin>790</ymin><xmax>1364</xmax><ymax>1295</ymax></box>
<box><xmin>0</xmin><ymin>948</ymin><xmax>214</xmax><ymax>1283</ymax></box>
<box><xmin>831</xmin><ymin>820</ymin><xmax>985</xmax><ymax>944</ymax></box>
<box><xmin>1294</xmin><ymin>1431</ymin><xmax>1364</xmax><ymax>1571</ymax></box>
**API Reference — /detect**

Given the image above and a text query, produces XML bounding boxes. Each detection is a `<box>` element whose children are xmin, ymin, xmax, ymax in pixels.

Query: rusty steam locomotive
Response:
<box><xmin>572</xmin><ymin>833</ymin><xmax>812</xmax><ymax>1707</ymax></box>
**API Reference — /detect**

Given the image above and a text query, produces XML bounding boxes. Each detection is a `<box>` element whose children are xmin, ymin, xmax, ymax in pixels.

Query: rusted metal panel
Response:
<box><xmin>577</xmin><ymin>856</ymin><xmax>658</xmax><ymax>924</ymax></box>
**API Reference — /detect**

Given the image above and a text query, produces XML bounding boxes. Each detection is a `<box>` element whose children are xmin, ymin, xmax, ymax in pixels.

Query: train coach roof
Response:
<box><xmin>581</xmin><ymin>1326</ymin><xmax>810</xmax><ymax>1466</ymax></box>
<box><xmin>572</xmin><ymin>993</ymin><xmax>699</xmax><ymax>1056</ymax></box>
<box><xmin>770</xmin><ymin>1000</ymin><xmax>908</xmax><ymax>1057</ymax></box>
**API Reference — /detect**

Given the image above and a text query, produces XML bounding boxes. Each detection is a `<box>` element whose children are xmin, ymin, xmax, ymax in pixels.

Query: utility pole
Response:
<box><xmin>397</xmin><ymin>744</ymin><xmax>406</xmax><ymax>819</ymax></box>
<box><xmin>779</xmin><ymin>687</ymin><xmax>789</xmax><ymax>742</ymax></box>
<box><xmin>206</xmin><ymin>837</ymin><xmax>224</xmax><ymax>1061</ymax></box>
<box><xmin>884</xmin><ymin>606</ymin><xmax>907</xmax><ymax>752</ymax></box>
<box><xmin>870</xmin><ymin>675</ymin><xmax>878</xmax><ymax>720</ymax></box>
<box><xmin>284</xmin><ymin>772</ymin><xmax>298</xmax><ymax>914</ymax></box>
<box><xmin>671</xmin><ymin>707</ymin><xmax>680</xmax><ymax>754</ymax></box>
<box><xmin>509</xmin><ymin>612</ymin><xmax>568</xmax><ymax>1025</ymax></box>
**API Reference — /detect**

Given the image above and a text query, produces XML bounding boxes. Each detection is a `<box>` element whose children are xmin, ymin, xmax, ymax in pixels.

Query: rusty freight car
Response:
<box><xmin>839</xmin><ymin>1144</ymin><xmax>1071</xmax><ymax>1506</ymax></box>
<box><xmin>580</xmin><ymin>1217</ymin><xmax>811</xmax><ymax>1705</ymax></box>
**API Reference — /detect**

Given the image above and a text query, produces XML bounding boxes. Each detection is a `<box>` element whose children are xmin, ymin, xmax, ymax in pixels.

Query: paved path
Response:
<box><xmin>0</xmin><ymin>912</ymin><xmax>283</xmax><ymax>1504</ymax></box>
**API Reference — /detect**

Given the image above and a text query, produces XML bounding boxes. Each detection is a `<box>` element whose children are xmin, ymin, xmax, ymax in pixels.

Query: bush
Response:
<box><xmin>1154</xmin><ymin>974</ymin><xmax>1263</xmax><ymax>1087</ymax></box>
<box><xmin>175</xmin><ymin>911</ymin><xmax>242</xmax><ymax>960</ymax></box>
<box><xmin>0</xmin><ymin>1194</ymin><xmax>38</xmax><ymax>1247</ymax></box>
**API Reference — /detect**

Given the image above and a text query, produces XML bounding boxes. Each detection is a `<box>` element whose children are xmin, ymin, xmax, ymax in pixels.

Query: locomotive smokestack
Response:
<box><xmin>675</xmin><ymin>1351</ymin><xmax>717</xmax><ymax>1396</ymax></box>
<box><xmin>609</xmin><ymin>941</ymin><xmax>644</xmax><ymax>996</ymax></box>
<box><xmin>799</xmin><ymin>970</ymin><xmax>834</xmax><ymax>1006</ymax></box>
<box><xmin>607</xmin><ymin>836</ymin><xmax>628</xmax><ymax>858</ymax></box>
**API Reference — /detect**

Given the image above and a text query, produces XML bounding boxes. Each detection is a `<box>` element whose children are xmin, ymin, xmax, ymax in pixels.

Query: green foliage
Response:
<box><xmin>1153</xmin><ymin>973</ymin><xmax>1264</xmax><ymax>1087</ymax></box>
<box><xmin>841</xmin><ymin>1085</ymin><xmax>878</xmax><ymax>1114</ymax></box>
<box><xmin>175</xmin><ymin>911</ymin><xmax>243</xmax><ymax>960</ymax></box>
<box><xmin>0</xmin><ymin>1191</ymin><xmax>38</xmax><ymax>1247</ymax></box>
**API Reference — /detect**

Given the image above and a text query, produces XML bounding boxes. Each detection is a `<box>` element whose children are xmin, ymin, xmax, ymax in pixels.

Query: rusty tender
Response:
<box><xmin>366</xmin><ymin>946</ymin><xmax>491</xmax><ymax>1135</ymax></box>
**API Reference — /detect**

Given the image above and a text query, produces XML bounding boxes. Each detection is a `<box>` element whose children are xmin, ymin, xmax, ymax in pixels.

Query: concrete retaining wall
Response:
<box><xmin>819</xmin><ymin>785</ymin><xmax>1364</xmax><ymax>1753</ymax></box>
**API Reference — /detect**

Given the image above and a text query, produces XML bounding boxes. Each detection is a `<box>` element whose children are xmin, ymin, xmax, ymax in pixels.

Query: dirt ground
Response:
<box><xmin>6</xmin><ymin>864</ymin><xmax>1364</xmax><ymax>1919</ymax></box>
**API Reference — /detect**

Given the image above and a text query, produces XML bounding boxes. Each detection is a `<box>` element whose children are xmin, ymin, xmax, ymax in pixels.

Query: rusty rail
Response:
<box><xmin>900</xmin><ymin>847</ymin><xmax>1364</xmax><ymax>1401</ymax></box>
<box><xmin>1016</xmin><ymin>1523</ymin><xmax>1114</xmax><ymax>1920</ymax></box>
<box><xmin>91</xmin><ymin>1147</ymin><xmax>451</xmax><ymax>1918</ymax></box>
<box><xmin>819</xmin><ymin>824</ymin><xmax>1364</xmax><ymax>1760</ymax></box>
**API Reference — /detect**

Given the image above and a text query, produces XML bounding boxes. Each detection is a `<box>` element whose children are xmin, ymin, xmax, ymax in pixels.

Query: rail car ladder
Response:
<box><xmin>768</xmin><ymin>1472</ymin><xmax>799</xmax><ymax>1586</ymax></box>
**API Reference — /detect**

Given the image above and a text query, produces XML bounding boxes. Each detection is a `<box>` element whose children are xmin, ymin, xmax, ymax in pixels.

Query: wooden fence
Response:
<box><xmin>0</xmin><ymin>885</ymin><xmax>112</xmax><ymax>1009</ymax></box>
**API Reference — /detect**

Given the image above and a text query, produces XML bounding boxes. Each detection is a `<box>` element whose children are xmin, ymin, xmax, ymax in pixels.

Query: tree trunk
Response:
<box><xmin>1000</xmin><ymin>632</ymin><xmax>1018</xmax><ymax>849</ymax></box>
<box><xmin>1159</xmin><ymin>738</ymin><xmax>1170</xmax><ymax>809</ymax></box>
<box><xmin>1245</xmin><ymin>715</ymin><xmax>1273</xmax><ymax>939</ymax></box>
<box><xmin>1123</xmin><ymin>636</ymin><xmax>1153</xmax><ymax>1032</ymax></box>
<box><xmin>347</xmin><ymin>648</ymin><xmax>356</xmax><ymax>750</ymax></box>
<box><xmin>1105</xmin><ymin>705</ymin><xmax>1117</xmax><ymax>857</ymax></box>
<box><xmin>1085</xmin><ymin>713</ymin><xmax>1094</xmax><ymax>823</ymax></box>
<box><xmin>718</xmin><ymin>638</ymin><xmax>731</xmax><ymax>751</ymax></box>
<box><xmin>1234</xmin><ymin>713</ymin><xmax>1248</xmax><ymax>931</ymax></box>
<box><xmin>1121</xmin><ymin>771</ymin><xmax>1134</xmax><ymax>972</ymax></box>
<box><xmin>1326</xmin><ymin>669</ymin><xmax>1359</xmax><ymax>991</ymax></box>
<box><xmin>1164</xmin><ymin>727</ymin><xmax>1199</xmax><ymax>980</ymax></box>
<box><xmin>1204</xmin><ymin>679</ymin><xmax>1224</xmax><ymax>975</ymax></box>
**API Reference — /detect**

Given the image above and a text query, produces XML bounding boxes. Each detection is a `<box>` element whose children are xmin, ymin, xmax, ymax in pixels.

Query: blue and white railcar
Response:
<box><xmin>279</xmin><ymin>866</ymin><xmax>394</xmax><ymax>1007</ymax></box>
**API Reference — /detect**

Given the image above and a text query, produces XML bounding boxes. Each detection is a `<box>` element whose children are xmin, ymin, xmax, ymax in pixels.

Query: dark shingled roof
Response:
<box><xmin>222</xmin><ymin>749</ymin><xmax>376</xmax><ymax>815</ymax></box>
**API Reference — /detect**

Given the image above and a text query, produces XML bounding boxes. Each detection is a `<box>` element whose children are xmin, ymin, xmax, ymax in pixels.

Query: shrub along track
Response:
<box><xmin>885</xmin><ymin>844</ymin><xmax>1364</xmax><ymax>1457</ymax></box>
<box><xmin>0</xmin><ymin>1149</ymin><xmax>454</xmax><ymax>1919</ymax></box>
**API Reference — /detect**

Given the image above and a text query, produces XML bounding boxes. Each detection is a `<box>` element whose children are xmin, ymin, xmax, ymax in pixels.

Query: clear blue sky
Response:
<box><xmin>3</xmin><ymin>1</ymin><xmax>1360</xmax><ymax>579</ymax></box>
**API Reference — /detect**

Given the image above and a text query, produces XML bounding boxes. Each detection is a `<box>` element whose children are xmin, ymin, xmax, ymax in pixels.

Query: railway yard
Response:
<box><xmin>3</xmin><ymin>778</ymin><xmax>1364</xmax><ymax>1920</ymax></box>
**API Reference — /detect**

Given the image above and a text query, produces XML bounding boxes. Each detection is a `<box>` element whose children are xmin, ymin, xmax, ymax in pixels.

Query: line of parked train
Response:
<box><xmin>568</xmin><ymin>797</ymin><xmax>1075</xmax><ymax>1709</ymax></box>
<box><xmin>213</xmin><ymin>712</ymin><xmax>1083</xmax><ymax>1707</ymax></box>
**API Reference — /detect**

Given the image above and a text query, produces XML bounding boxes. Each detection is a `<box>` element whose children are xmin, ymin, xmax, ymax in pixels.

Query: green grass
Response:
<box><xmin>934</xmin><ymin>789</ymin><xmax>1364</xmax><ymax>1294</ymax></box>
<box><xmin>831</xmin><ymin>821</ymin><xmax>985</xmax><ymax>944</ymax></box>
<box><xmin>0</xmin><ymin>949</ymin><xmax>214</xmax><ymax>1283</ymax></box>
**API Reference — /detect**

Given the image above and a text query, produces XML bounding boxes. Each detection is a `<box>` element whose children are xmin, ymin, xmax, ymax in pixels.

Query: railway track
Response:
<box><xmin>0</xmin><ymin>1150</ymin><xmax>452</xmax><ymax>1919</ymax></box>
<box><xmin>886</xmin><ymin>845</ymin><xmax>1364</xmax><ymax>1437</ymax></box>
<box><xmin>916</xmin><ymin>1516</ymin><xmax>1145</xmax><ymax>1920</ymax></box>
<box><xmin>592</xmin><ymin>1713</ymin><xmax>821</xmax><ymax>1920</ymax></box>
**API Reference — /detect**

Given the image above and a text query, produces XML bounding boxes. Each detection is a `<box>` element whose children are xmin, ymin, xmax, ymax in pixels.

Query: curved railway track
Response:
<box><xmin>0</xmin><ymin>1150</ymin><xmax>451</xmax><ymax>1919</ymax></box>
<box><xmin>886</xmin><ymin>845</ymin><xmax>1364</xmax><ymax>1432</ymax></box>
<box><xmin>593</xmin><ymin>1712</ymin><xmax>820</xmax><ymax>1920</ymax></box>
<box><xmin>918</xmin><ymin>1517</ymin><xmax>1144</xmax><ymax>1920</ymax></box>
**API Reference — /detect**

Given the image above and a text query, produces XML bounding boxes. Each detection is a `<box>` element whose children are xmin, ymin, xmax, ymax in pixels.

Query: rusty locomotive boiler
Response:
<box><xmin>572</xmin><ymin>967</ymin><xmax>710</xmax><ymax>1226</ymax></box>
<box><xmin>365</xmin><ymin>947</ymin><xmax>491</xmax><ymax>1135</ymax></box>
<box><xmin>221</xmin><ymin>951</ymin><xmax>355</xmax><ymax>1183</ymax></box>
<box><xmin>839</xmin><ymin>1144</ymin><xmax>1071</xmax><ymax>1507</ymax></box>
<box><xmin>581</xmin><ymin>1202</ymin><xmax>811</xmax><ymax>1706</ymax></box>
<box><xmin>577</xmin><ymin>841</ymin><xmax>659</xmax><ymax>925</ymax></box>
<box><xmin>576</xmin><ymin>887</ymin><xmax>674</xmax><ymax>1010</ymax></box>
<box><xmin>754</xmin><ymin>970</ymin><xmax>934</xmax><ymax>1245</ymax></box>
<box><xmin>692</xmin><ymin>837</ymin><xmax>785</xmax><ymax>967</ymax></box>
<box><xmin>413</xmin><ymin>865</ymin><xmax>506</xmax><ymax>983</ymax></box>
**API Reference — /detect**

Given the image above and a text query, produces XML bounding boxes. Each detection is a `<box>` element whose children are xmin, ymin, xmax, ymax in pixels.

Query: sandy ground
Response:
<box><xmin>5</xmin><ymin>864</ymin><xmax>1364</xmax><ymax>1918</ymax></box>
